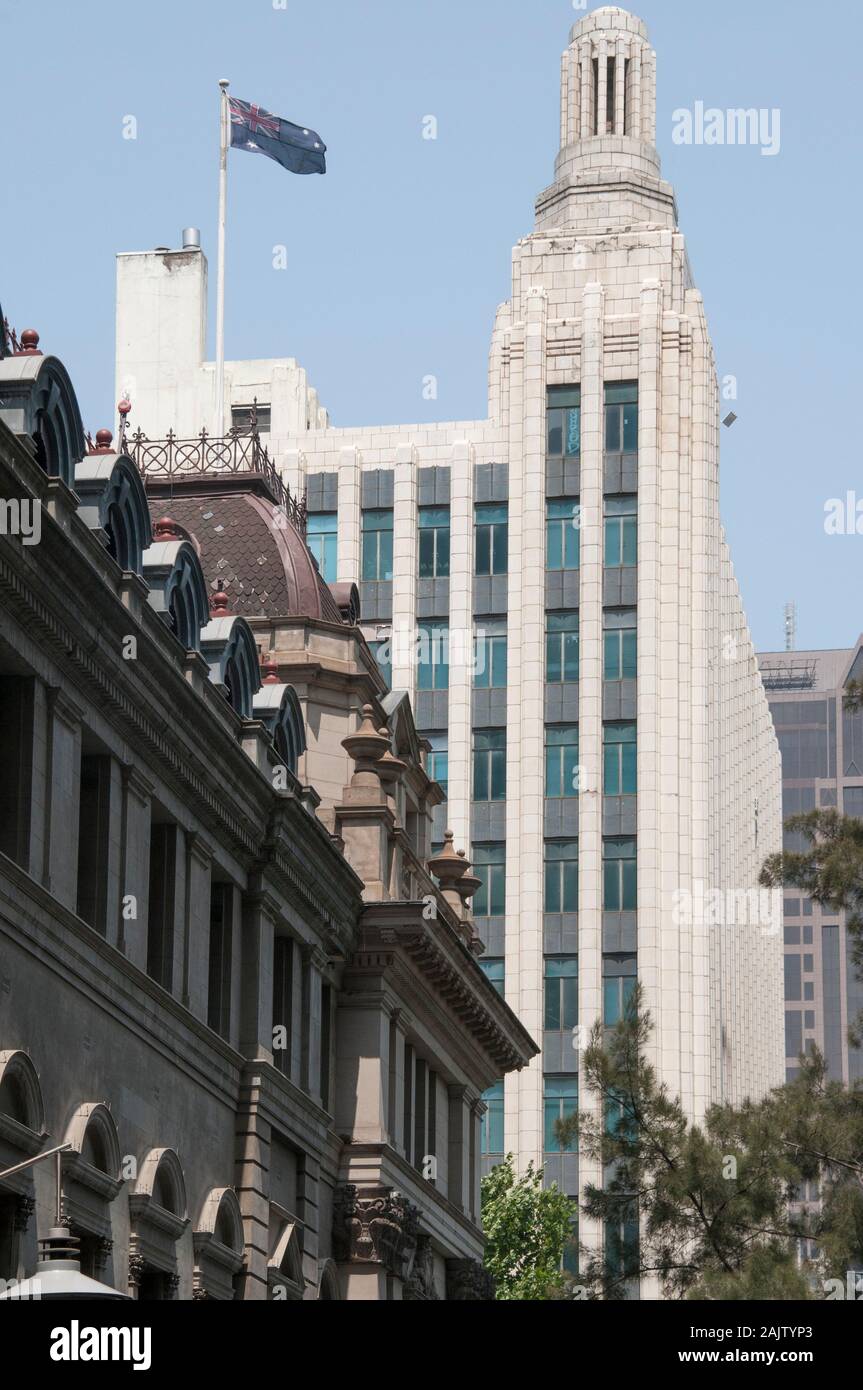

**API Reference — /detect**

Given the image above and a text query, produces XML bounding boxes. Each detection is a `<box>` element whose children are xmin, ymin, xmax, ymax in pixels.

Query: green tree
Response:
<box><xmin>556</xmin><ymin>988</ymin><xmax>863</xmax><ymax>1301</ymax></box>
<box><xmin>481</xmin><ymin>1156</ymin><xmax>574</xmax><ymax>1300</ymax></box>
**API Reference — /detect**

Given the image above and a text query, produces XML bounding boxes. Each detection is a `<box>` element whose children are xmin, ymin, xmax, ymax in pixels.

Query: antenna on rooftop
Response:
<box><xmin>784</xmin><ymin>602</ymin><xmax>797</xmax><ymax>653</ymax></box>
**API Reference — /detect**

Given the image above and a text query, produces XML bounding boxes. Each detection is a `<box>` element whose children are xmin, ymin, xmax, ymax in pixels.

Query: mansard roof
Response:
<box><xmin>145</xmin><ymin>487</ymin><xmax>343</xmax><ymax>624</ymax></box>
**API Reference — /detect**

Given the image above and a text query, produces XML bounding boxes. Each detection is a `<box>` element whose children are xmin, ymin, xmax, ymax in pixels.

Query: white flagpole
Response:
<box><xmin>215</xmin><ymin>78</ymin><xmax>230</xmax><ymax>438</ymax></box>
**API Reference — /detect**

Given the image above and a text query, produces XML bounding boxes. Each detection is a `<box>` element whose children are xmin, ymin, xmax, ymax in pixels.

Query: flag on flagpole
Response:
<box><xmin>228</xmin><ymin>98</ymin><xmax>326</xmax><ymax>175</ymax></box>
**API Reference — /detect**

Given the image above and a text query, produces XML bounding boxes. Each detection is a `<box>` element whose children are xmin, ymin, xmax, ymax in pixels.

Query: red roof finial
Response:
<box><xmin>211</xmin><ymin>583</ymin><xmax>231</xmax><ymax>615</ymax></box>
<box><xmin>94</xmin><ymin>428</ymin><xmax>113</xmax><ymax>452</ymax></box>
<box><xmin>260</xmin><ymin>653</ymin><xmax>280</xmax><ymax>684</ymax></box>
<box><xmin>153</xmin><ymin>516</ymin><xmax>181</xmax><ymax>540</ymax></box>
<box><xmin>118</xmin><ymin>397</ymin><xmax>132</xmax><ymax>418</ymax></box>
<box><xmin>16</xmin><ymin>329</ymin><xmax>41</xmax><ymax>356</ymax></box>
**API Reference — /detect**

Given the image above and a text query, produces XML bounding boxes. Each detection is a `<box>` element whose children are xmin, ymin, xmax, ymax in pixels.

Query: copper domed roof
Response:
<box><xmin>147</xmin><ymin>491</ymin><xmax>342</xmax><ymax>622</ymax></box>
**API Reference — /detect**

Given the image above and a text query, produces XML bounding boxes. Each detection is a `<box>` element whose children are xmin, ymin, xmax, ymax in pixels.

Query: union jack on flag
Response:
<box><xmin>228</xmin><ymin>97</ymin><xmax>326</xmax><ymax>176</ymax></box>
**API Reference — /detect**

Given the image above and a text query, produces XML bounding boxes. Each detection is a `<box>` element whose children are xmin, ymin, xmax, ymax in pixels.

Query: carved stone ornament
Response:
<box><xmin>403</xmin><ymin>1235</ymin><xmax>439</xmax><ymax>1301</ymax></box>
<box><xmin>445</xmin><ymin>1257</ymin><xmax>495</xmax><ymax>1301</ymax></box>
<box><xmin>333</xmin><ymin>1185</ymin><xmax>420</xmax><ymax>1280</ymax></box>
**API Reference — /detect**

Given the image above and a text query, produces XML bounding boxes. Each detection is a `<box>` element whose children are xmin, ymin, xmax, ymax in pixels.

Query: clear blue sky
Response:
<box><xmin>1</xmin><ymin>0</ymin><xmax>860</xmax><ymax>652</ymax></box>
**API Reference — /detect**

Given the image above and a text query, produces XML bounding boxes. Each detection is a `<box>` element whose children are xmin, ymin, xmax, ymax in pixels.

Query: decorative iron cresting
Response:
<box><xmin>129</xmin><ymin>400</ymin><xmax>306</xmax><ymax>534</ymax></box>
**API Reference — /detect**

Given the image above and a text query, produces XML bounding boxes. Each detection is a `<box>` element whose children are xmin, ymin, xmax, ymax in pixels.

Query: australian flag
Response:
<box><xmin>229</xmin><ymin>98</ymin><xmax>326</xmax><ymax>175</ymax></box>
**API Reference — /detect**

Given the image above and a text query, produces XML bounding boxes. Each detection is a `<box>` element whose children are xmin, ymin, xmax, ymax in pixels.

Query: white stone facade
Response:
<box><xmin>116</xmin><ymin>6</ymin><xmax>785</xmax><ymax>1267</ymax></box>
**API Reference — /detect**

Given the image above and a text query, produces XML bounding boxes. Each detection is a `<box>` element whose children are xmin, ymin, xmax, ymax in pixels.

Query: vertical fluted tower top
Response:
<box><xmin>559</xmin><ymin>8</ymin><xmax>657</xmax><ymax>172</ymax></box>
<box><xmin>537</xmin><ymin>7</ymin><xmax>675</xmax><ymax>233</ymax></box>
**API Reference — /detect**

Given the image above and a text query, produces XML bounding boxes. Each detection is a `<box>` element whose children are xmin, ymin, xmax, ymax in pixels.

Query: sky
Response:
<box><xmin>1</xmin><ymin>0</ymin><xmax>860</xmax><ymax>653</ymax></box>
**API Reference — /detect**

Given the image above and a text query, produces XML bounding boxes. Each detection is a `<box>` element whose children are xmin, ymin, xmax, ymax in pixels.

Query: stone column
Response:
<box><xmin>118</xmin><ymin>766</ymin><xmax>153</xmax><ymax>969</ymax></box>
<box><xmin>391</xmin><ymin>446</ymin><xmax>418</xmax><ymax>693</ymax></box>
<box><xmin>337</xmin><ymin>445</ymin><xmax>361</xmax><ymax>586</ymax></box>
<box><xmin>578</xmin><ymin>281</ymin><xmax>606</xmax><ymax>1265</ymax></box>
<box><xmin>239</xmin><ymin>890</ymin><xmax>278</xmax><ymax>1061</ymax></box>
<box><xmin>446</xmin><ymin>439</ymin><xmax>474</xmax><ymax>853</ymax></box>
<box><xmin>44</xmin><ymin>688</ymin><xmax>84</xmax><ymax>911</ymax></box>
<box><xmin>183</xmin><ymin>835</ymin><xmax>213</xmax><ymax>1021</ymax></box>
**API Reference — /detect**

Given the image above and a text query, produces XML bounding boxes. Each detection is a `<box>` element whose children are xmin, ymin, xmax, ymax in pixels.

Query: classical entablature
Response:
<box><xmin>74</xmin><ymin>448</ymin><xmax>153</xmax><ymax>574</ymax></box>
<box><xmin>0</xmin><ymin>346</ymin><xmax>86</xmax><ymax>489</ymax></box>
<box><xmin>199</xmin><ymin>613</ymin><xmax>261</xmax><ymax>720</ymax></box>
<box><xmin>192</xmin><ymin>1187</ymin><xmax>245</xmax><ymax>1301</ymax></box>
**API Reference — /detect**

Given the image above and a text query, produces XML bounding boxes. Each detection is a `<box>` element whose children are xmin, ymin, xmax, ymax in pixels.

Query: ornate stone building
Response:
<box><xmin>0</xmin><ymin>319</ymin><xmax>536</xmax><ymax>1300</ymax></box>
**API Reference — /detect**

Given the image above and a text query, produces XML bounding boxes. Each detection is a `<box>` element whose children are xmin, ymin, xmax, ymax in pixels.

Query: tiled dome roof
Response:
<box><xmin>148</xmin><ymin>491</ymin><xmax>342</xmax><ymax>622</ymax></box>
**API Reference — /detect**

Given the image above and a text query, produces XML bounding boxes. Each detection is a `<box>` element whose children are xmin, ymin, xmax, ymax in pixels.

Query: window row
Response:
<box><xmin>547</xmin><ymin>382</ymin><xmax>638</xmax><ymax>460</ymax></box>
<box><xmin>309</xmin><ymin>492</ymin><xmax>638</xmax><ymax>586</ymax></box>
<box><xmin>470</xmin><ymin>839</ymin><xmax>638</xmax><ymax>916</ymax></box>
<box><xmin>468</xmin><ymin>726</ymin><xmax>637</xmax><ymax>803</ymax></box>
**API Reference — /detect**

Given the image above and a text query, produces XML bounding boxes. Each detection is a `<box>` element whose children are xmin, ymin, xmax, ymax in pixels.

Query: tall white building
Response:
<box><xmin>116</xmin><ymin>6</ymin><xmax>785</xmax><ymax>1276</ymax></box>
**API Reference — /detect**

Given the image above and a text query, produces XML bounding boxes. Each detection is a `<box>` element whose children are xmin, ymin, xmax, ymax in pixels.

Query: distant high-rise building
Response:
<box><xmin>759</xmin><ymin>642</ymin><xmax>863</xmax><ymax>1085</ymax></box>
<box><xmin>116</xmin><ymin>6</ymin><xmax>785</xmax><ymax>1283</ymax></box>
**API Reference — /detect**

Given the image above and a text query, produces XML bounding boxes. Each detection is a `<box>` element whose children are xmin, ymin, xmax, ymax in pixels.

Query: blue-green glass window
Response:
<box><xmin>369</xmin><ymin>639</ymin><xmax>391</xmax><ymax>690</ymax></box>
<box><xmin>426</xmin><ymin>733</ymin><xmax>448</xmax><ymax>795</ymax></box>
<box><xmin>546</xmin><ymin>726</ymin><xmax>580</xmax><ymax>799</ymax></box>
<box><xmin>604</xmin><ymin>497</ymin><xmax>637</xmax><ymax>568</ymax></box>
<box><xmin>417</xmin><ymin>625</ymin><xmax>449</xmax><ymax>691</ymax></box>
<box><xmin>361</xmin><ymin>509</ymin><xmax>394</xmax><ymax>581</ymax></box>
<box><xmin>547</xmin><ymin>386</ymin><xmax>581</xmax><ymax>457</ymax></box>
<box><xmin>546</xmin><ymin>613</ymin><xmax>579</xmax><ymax>684</ymax></box>
<box><xmin>545</xmin><ymin>840</ymin><xmax>579</xmax><ymax>913</ymax></box>
<box><xmin>544</xmin><ymin>1077</ymin><xmax>578</xmax><ymax>1153</ymax></box>
<box><xmin>481</xmin><ymin>1080</ymin><xmax>505</xmax><ymax>1156</ymax></box>
<box><xmin>604</xmin><ymin>975</ymin><xmax>637</xmax><ymax>1027</ymax></box>
<box><xmin>481</xmin><ymin>958</ymin><xmax>505</xmax><ymax>997</ymax></box>
<box><xmin>605</xmin><ymin>1201</ymin><xmax>640</xmax><ymax>1283</ymax></box>
<box><xmin>603</xmin><ymin>723</ymin><xmax>637</xmax><ymax>795</ymax></box>
<box><xmin>604</xmin><ymin>625</ymin><xmax>637</xmax><ymax>680</ymax></box>
<box><xmin>475</xmin><ymin>504</ymin><xmax>509</xmax><ymax>576</ymax></box>
<box><xmin>474</xmin><ymin>631</ymin><xmax>508</xmax><ymax>689</ymax></box>
<box><xmin>306</xmin><ymin>512</ymin><xmax>337</xmax><ymax>583</ymax></box>
<box><xmin>418</xmin><ymin>506</ymin><xmax>450</xmax><ymax>579</ymax></box>
<box><xmin>473</xmin><ymin>844</ymin><xmax>505</xmax><ymax>916</ymax></box>
<box><xmin>603</xmin><ymin>838</ymin><xmax>637</xmax><ymax>911</ymax></box>
<box><xmin>473</xmin><ymin>730</ymin><xmax>507</xmax><ymax>802</ymax></box>
<box><xmin>605</xmin><ymin>382</ymin><xmax>638</xmax><ymax>454</ymax></box>
<box><xmin>545</xmin><ymin>957</ymin><xmax>578</xmax><ymax>1031</ymax></box>
<box><xmin>546</xmin><ymin>499</ymin><xmax>581</xmax><ymax>572</ymax></box>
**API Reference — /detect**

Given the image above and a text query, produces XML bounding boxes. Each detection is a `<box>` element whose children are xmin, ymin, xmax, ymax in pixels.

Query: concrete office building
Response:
<box><xmin>116</xmin><ymin>7</ymin><xmax>785</xmax><ymax>1276</ymax></box>
<box><xmin>759</xmin><ymin>642</ymin><xmax>863</xmax><ymax>1086</ymax></box>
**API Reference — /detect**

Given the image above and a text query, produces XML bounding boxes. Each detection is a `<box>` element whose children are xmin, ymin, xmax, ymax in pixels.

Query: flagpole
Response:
<box><xmin>215</xmin><ymin>78</ymin><xmax>230</xmax><ymax>438</ymax></box>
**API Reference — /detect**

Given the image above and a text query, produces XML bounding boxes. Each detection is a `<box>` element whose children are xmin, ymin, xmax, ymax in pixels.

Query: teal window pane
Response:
<box><xmin>603</xmin><ymin>978</ymin><xmax>620</xmax><ymax>1025</ymax></box>
<box><xmin>605</xmin><ymin>383</ymin><xmax>638</xmax><ymax>405</ymax></box>
<box><xmin>562</xmin><ymin>630</ymin><xmax>579</xmax><ymax>682</ymax></box>
<box><xmin>419</xmin><ymin>506</ymin><xmax>449</xmax><ymax>527</ymax></box>
<box><xmin>482</xmin><ymin>1081</ymin><xmax>505</xmax><ymax>1154</ymax></box>
<box><xmin>544</xmin><ymin>859</ymin><xmax>560</xmax><ymax>913</ymax></box>
<box><xmin>481</xmin><ymin>959</ymin><xmax>505</xmax><ymax>997</ymax></box>
<box><xmin>548</xmin><ymin>408</ymin><xmax>563</xmax><ymax>456</ymax></box>
<box><xmin>546</xmin><ymin>520</ymin><xmax>563</xmax><ymax>571</ymax></box>
<box><xmin>603</xmin><ymin>631</ymin><xmax>619</xmax><ymax>680</ymax></box>
<box><xmin>621</xmin><ymin>743</ymin><xmax>637</xmax><ymax>794</ymax></box>
<box><xmin>361</xmin><ymin>529</ymin><xmax>378</xmax><ymax>581</ymax></box>
<box><xmin>603</xmin><ymin>744</ymin><xmax>620</xmax><ymax>795</ymax></box>
<box><xmin>476</xmin><ymin>525</ymin><xmax>491</xmax><ymax>576</ymax></box>
<box><xmin>562</xmin><ymin>860</ymin><xmax>578</xmax><ymax>912</ymax></box>
<box><xmin>418</xmin><ymin>528</ymin><xmax>436</xmax><ymax>578</ymax></box>
<box><xmin>623</xmin><ymin>403</ymin><xmax>638</xmax><ymax>453</ymax></box>
<box><xmin>622</xmin><ymin>518</ymin><xmax>637</xmax><ymax>566</ymax></box>
<box><xmin>437</xmin><ymin>527</ymin><xmax>450</xmax><ymax>576</ymax></box>
<box><xmin>546</xmin><ymin>745</ymin><xmax>561</xmax><ymax>798</ymax></box>
<box><xmin>544</xmin><ymin>1078</ymin><xmax>578</xmax><ymax>1153</ymax></box>
<box><xmin>493</xmin><ymin>523</ymin><xmax>509</xmax><ymax>575</ymax></box>
<box><xmin>565</xmin><ymin>518</ymin><xmax>581</xmax><ymax>569</ymax></box>
<box><xmin>622</xmin><ymin>630</ymin><xmax>637</xmax><ymax>679</ymax></box>
<box><xmin>603</xmin><ymin>860</ymin><xmax>620</xmax><ymax>910</ymax></box>
<box><xmin>474</xmin><ymin>847</ymin><xmax>505</xmax><ymax>916</ymax></box>
<box><xmin>622</xmin><ymin>861</ymin><xmax>637</xmax><ymax>910</ymax></box>
<box><xmin>379</xmin><ymin>530</ymin><xmax>393</xmax><ymax>581</ymax></box>
<box><xmin>546</xmin><ymin>632</ymin><xmax>562</xmax><ymax>683</ymax></box>
<box><xmin>369</xmin><ymin>641</ymin><xmax>391</xmax><ymax>689</ymax></box>
<box><xmin>605</xmin><ymin>407</ymin><xmax>621</xmax><ymax>453</ymax></box>
<box><xmin>565</xmin><ymin>408</ymin><xmax>581</xmax><ymax>457</ymax></box>
<box><xmin>491</xmin><ymin>637</ymin><xmax>507</xmax><ymax>688</ymax></box>
<box><xmin>605</xmin><ymin>519</ymin><xmax>621</xmax><ymax>567</ymax></box>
